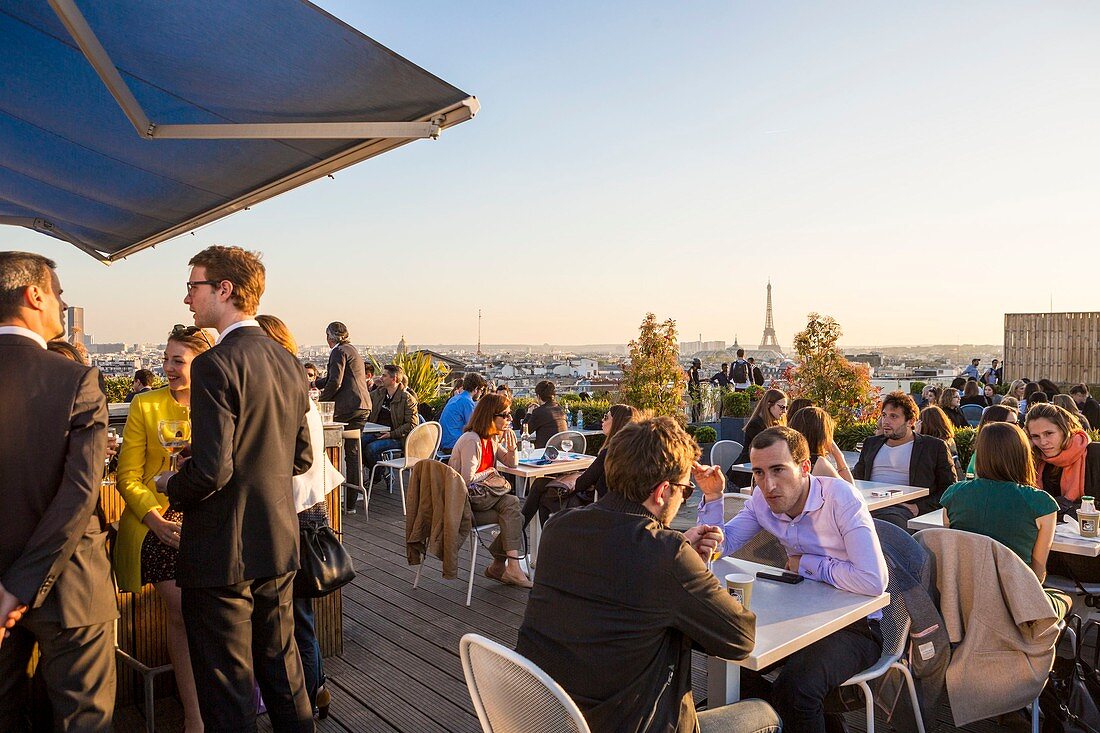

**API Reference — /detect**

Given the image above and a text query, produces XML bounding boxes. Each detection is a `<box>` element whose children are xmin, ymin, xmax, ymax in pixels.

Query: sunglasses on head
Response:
<box><xmin>171</xmin><ymin>324</ymin><xmax>213</xmax><ymax>347</ymax></box>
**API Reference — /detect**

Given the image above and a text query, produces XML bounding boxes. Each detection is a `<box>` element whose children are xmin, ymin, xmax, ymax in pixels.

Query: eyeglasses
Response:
<box><xmin>185</xmin><ymin>279</ymin><xmax>221</xmax><ymax>293</ymax></box>
<box><xmin>774</xmin><ymin>403</ymin><xmax>788</xmax><ymax>411</ymax></box>
<box><xmin>668</xmin><ymin>481</ymin><xmax>694</xmax><ymax>500</ymax></box>
<box><xmin>494</xmin><ymin>411</ymin><xmax>511</xmax><ymax>418</ymax></box>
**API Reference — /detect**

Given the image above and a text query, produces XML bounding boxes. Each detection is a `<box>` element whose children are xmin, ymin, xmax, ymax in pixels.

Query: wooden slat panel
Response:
<box><xmin>1005</xmin><ymin>312</ymin><xmax>1100</xmax><ymax>386</ymax></box>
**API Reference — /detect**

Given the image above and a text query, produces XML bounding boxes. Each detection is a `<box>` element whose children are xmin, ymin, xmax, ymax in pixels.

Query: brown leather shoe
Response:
<box><xmin>484</xmin><ymin>560</ymin><xmax>505</xmax><ymax>582</ymax></box>
<box><xmin>500</xmin><ymin>567</ymin><xmax>534</xmax><ymax>588</ymax></box>
<box><xmin>315</xmin><ymin>684</ymin><xmax>331</xmax><ymax>720</ymax></box>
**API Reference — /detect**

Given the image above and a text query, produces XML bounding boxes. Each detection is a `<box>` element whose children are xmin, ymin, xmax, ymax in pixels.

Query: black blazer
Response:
<box><xmin>316</xmin><ymin>342</ymin><xmax>371</xmax><ymax>421</ymax></box>
<box><xmin>516</xmin><ymin>492</ymin><xmax>754</xmax><ymax>733</ymax></box>
<box><xmin>168</xmin><ymin>326</ymin><xmax>312</xmax><ymax>588</ymax></box>
<box><xmin>527</xmin><ymin>402</ymin><xmax>568</xmax><ymax>449</ymax></box>
<box><xmin>852</xmin><ymin>433</ymin><xmax>957</xmax><ymax>512</ymax></box>
<box><xmin>0</xmin><ymin>334</ymin><xmax>115</xmax><ymax>627</ymax></box>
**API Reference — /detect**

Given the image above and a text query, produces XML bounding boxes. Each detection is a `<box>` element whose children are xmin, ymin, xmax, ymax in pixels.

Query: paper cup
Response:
<box><xmin>725</xmin><ymin>573</ymin><xmax>754</xmax><ymax>609</ymax></box>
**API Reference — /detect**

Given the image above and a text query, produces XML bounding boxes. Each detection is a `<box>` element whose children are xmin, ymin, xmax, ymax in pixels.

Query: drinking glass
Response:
<box><xmin>560</xmin><ymin>439</ymin><xmax>574</xmax><ymax>455</ymax></box>
<box><xmin>158</xmin><ymin>419</ymin><xmax>191</xmax><ymax>471</ymax></box>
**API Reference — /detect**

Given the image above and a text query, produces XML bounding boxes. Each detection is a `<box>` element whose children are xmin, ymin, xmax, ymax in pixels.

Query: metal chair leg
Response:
<box><xmin>893</xmin><ymin>662</ymin><xmax>926</xmax><ymax>733</ymax></box>
<box><xmin>365</xmin><ymin>463</ymin><xmax>378</xmax><ymax>516</ymax></box>
<box><xmin>467</xmin><ymin>532</ymin><xmax>478</xmax><ymax>606</ymax></box>
<box><xmin>858</xmin><ymin>680</ymin><xmax>874</xmax><ymax>733</ymax></box>
<box><xmin>399</xmin><ymin>468</ymin><xmax>407</xmax><ymax>515</ymax></box>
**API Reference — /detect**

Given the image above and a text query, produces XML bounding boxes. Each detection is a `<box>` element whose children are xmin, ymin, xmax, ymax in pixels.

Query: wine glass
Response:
<box><xmin>560</xmin><ymin>438</ymin><xmax>574</xmax><ymax>455</ymax></box>
<box><xmin>158</xmin><ymin>419</ymin><xmax>191</xmax><ymax>471</ymax></box>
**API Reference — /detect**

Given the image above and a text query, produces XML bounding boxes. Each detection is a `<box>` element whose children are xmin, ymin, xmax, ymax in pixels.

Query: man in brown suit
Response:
<box><xmin>0</xmin><ymin>252</ymin><xmax>115</xmax><ymax>731</ymax></box>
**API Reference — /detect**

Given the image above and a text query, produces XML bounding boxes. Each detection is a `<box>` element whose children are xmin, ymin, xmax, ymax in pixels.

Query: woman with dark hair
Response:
<box><xmin>1021</xmin><ymin>381</ymin><xmax>1044</xmax><ymax>415</ymax></box>
<box><xmin>450</xmin><ymin>393</ymin><xmax>531</xmax><ymax>588</ymax></box>
<box><xmin>257</xmin><ymin>315</ymin><xmax>340</xmax><ymax>719</ymax></box>
<box><xmin>960</xmin><ymin>381</ymin><xmax>988</xmax><ymax>408</ymax></box>
<box><xmin>1053</xmin><ymin>394</ymin><xmax>1091</xmax><ymax>432</ymax></box>
<box><xmin>115</xmin><ymin>324</ymin><xmax>213</xmax><ymax>732</ymax></box>
<box><xmin>787</xmin><ymin>406</ymin><xmax>853</xmax><ymax>482</ymax></box>
<box><xmin>787</xmin><ymin>398</ymin><xmax>813</xmax><ymax>419</ymax></box>
<box><xmin>965</xmin><ymin>404</ymin><xmax>1020</xmax><ymax>476</ymax></box>
<box><xmin>950</xmin><ymin>376</ymin><xmax>967</xmax><ymax>392</ymax></box>
<box><xmin>730</xmin><ymin>388</ymin><xmax>788</xmax><ymax>485</ymax></box>
<box><xmin>937</xmin><ymin>388</ymin><xmax>969</xmax><ymax>429</ymax></box>
<box><xmin>1038</xmin><ymin>379</ymin><xmax>1061</xmax><ymax>397</ymax></box>
<box><xmin>940</xmin><ymin>423</ymin><xmax>1070</xmax><ymax>618</ymax></box>
<box><xmin>521</xmin><ymin>404</ymin><xmax>640</xmax><ymax>528</ymax></box>
<box><xmin>918</xmin><ymin>405</ymin><xmax>960</xmax><ymax>472</ymax></box>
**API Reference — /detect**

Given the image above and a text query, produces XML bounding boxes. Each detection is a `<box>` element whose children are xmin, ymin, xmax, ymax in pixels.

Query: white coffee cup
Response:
<box><xmin>725</xmin><ymin>573</ymin><xmax>754</xmax><ymax>609</ymax></box>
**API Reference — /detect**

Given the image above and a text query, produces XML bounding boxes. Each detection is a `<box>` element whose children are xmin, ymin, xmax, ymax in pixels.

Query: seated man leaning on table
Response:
<box><xmin>516</xmin><ymin>417</ymin><xmax>781</xmax><ymax>733</ymax></box>
<box><xmin>698</xmin><ymin>426</ymin><xmax>888</xmax><ymax>733</ymax></box>
<box><xmin>853</xmin><ymin>390</ymin><xmax>956</xmax><ymax>529</ymax></box>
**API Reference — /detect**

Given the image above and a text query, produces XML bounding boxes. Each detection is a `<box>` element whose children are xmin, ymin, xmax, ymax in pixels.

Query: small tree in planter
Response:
<box><xmin>786</xmin><ymin>313</ymin><xmax>880</xmax><ymax>426</ymax></box>
<box><xmin>621</xmin><ymin>313</ymin><xmax>688</xmax><ymax>422</ymax></box>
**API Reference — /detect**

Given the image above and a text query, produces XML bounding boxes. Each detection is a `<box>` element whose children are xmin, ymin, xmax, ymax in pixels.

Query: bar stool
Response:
<box><xmin>341</xmin><ymin>428</ymin><xmax>365</xmax><ymax>513</ymax></box>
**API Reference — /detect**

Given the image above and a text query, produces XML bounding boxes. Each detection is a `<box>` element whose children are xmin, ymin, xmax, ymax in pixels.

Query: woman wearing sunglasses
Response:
<box><xmin>114</xmin><ymin>324</ymin><xmax>213</xmax><ymax>732</ymax></box>
<box><xmin>449</xmin><ymin>392</ymin><xmax>532</xmax><ymax>588</ymax></box>
<box><xmin>729</xmin><ymin>388</ymin><xmax>788</xmax><ymax>487</ymax></box>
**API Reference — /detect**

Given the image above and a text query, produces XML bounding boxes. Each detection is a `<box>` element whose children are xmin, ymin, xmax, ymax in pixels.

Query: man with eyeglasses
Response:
<box><xmin>516</xmin><ymin>417</ymin><xmax>779</xmax><ymax>733</ymax></box>
<box><xmin>697</xmin><ymin>426</ymin><xmax>888</xmax><ymax>732</ymax></box>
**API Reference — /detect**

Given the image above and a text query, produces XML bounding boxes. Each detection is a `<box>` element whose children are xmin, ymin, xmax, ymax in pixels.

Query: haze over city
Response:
<box><xmin>6</xmin><ymin>1</ymin><xmax>1099</xmax><ymax>348</ymax></box>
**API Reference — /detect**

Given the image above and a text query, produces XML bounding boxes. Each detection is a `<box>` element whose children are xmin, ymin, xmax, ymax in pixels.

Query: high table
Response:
<box><xmin>739</xmin><ymin>480</ymin><xmax>928</xmax><ymax>513</ymax></box>
<box><xmin>498</xmin><ymin>448</ymin><xmax>596</xmax><ymax>569</ymax></box>
<box><xmin>707</xmin><ymin>558</ymin><xmax>890</xmax><ymax>706</ymax></box>
<box><xmin>908</xmin><ymin>508</ymin><xmax>1100</xmax><ymax>557</ymax></box>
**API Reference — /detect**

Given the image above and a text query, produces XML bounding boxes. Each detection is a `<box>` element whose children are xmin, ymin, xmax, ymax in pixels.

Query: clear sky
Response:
<box><xmin>7</xmin><ymin>1</ymin><xmax>1099</xmax><ymax>348</ymax></box>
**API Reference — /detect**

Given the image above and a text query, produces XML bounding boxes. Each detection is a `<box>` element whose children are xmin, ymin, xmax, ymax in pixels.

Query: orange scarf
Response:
<box><xmin>1038</xmin><ymin>430</ymin><xmax>1090</xmax><ymax>502</ymax></box>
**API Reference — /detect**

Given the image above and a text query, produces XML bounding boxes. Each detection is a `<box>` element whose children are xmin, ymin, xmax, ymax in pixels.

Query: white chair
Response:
<box><xmin>413</xmin><ymin>517</ymin><xmax>499</xmax><ymax>607</ymax></box>
<box><xmin>460</xmin><ymin>633</ymin><xmax>592</xmax><ymax>733</ymax></box>
<box><xmin>838</xmin><ymin>598</ymin><xmax>925</xmax><ymax>733</ymax></box>
<box><xmin>709</xmin><ymin>439</ymin><xmax>743</xmax><ymax>474</ymax></box>
<box><xmin>546</xmin><ymin>430</ymin><xmax>586</xmax><ymax>455</ymax></box>
<box><xmin>366</xmin><ymin>421</ymin><xmax>441</xmax><ymax>517</ymax></box>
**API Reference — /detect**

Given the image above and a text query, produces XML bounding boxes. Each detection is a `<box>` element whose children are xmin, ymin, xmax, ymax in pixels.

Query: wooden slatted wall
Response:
<box><xmin>1004</xmin><ymin>312</ymin><xmax>1100</xmax><ymax>385</ymax></box>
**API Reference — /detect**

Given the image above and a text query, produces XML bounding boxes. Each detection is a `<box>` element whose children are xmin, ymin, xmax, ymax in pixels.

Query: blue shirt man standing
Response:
<box><xmin>438</xmin><ymin>373</ymin><xmax>487</xmax><ymax>450</ymax></box>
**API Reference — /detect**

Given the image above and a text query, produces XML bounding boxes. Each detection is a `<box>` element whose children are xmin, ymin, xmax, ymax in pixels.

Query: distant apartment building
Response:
<box><xmin>679</xmin><ymin>339</ymin><xmax>726</xmax><ymax>355</ymax></box>
<box><xmin>66</xmin><ymin>306</ymin><xmax>90</xmax><ymax>346</ymax></box>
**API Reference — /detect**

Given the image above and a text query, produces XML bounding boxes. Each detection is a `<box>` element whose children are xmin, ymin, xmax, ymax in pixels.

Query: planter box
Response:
<box><xmin>720</xmin><ymin>417</ymin><xmax>749</xmax><ymax>444</ymax></box>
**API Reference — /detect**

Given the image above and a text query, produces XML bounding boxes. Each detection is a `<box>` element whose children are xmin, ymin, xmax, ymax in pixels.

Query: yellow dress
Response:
<box><xmin>113</xmin><ymin>387</ymin><xmax>189</xmax><ymax>592</ymax></box>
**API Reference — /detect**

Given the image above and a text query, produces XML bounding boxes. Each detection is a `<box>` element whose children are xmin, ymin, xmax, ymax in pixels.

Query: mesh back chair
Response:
<box><xmin>366</xmin><ymin>421</ymin><xmax>441</xmax><ymax>518</ymax></box>
<box><xmin>409</xmin><ymin>460</ymin><xmax>500</xmax><ymax>606</ymax></box>
<box><xmin>546</xmin><ymin>431</ymin><xmax>586</xmax><ymax>455</ymax></box>
<box><xmin>731</xmin><ymin>530</ymin><xmax>787</xmax><ymax>569</ymax></box>
<box><xmin>709</xmin><ymin>440</ymin><xmax>743</xmax><ymax>474</ymax></box>
<box><xmin>460</xmin><ymin>633</ymin><xmax>592</xmax><ymax>733</ymax></box>
<box><xmin>961</xmin><ymin>404</ymin><xmax>984</xmax><ymax>426</ymax></box>
<box><xmin>838</xmin><ymin>597</ymin><xmax>925</xmax><ymax>733</ymax></box>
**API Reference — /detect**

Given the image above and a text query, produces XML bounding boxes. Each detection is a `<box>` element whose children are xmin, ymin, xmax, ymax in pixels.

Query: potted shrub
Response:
<box><xmin>692</xmin><ymin>425</ymin><xmax>718</xmax><ymax>459</ymax></box>
<box><xmin>720</xmin><ymin>391</ymin><xmax>753</xmax><ymax>444</ymax></box>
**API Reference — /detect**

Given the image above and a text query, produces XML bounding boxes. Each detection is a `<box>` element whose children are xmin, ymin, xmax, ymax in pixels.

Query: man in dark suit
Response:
<box><xmin>161</xmin><ymin>246</ymin><xmax>314</xmax><ymax>731</ymax></box>
<box><xmin>316</xmin><ymin>321</ymin><xmax>371</xmax><ymax>507</ymax></box>
<box><xmin>853</xmin><ymin>390</ymin><xmax>957</xmax><ymax>529</ymax></box>
<box><xmin>1070</xmin><ymin>384</ymin><xmax>1100</xmax><ymax>431</ymax></box>
<box><xmin>0</xmin><ymin>251</ymin><xmax>116</xmax><ymax>731</ymax></box>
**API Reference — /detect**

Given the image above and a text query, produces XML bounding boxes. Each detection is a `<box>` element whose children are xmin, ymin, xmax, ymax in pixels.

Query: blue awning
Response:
<box><xmin>0</xmin><ymin>0</ymin><xmax>477</xmax><ymax>263</ymax></box>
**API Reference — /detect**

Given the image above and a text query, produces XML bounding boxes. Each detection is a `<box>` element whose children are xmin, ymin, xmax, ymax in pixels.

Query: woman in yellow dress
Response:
<box><xmin>115</xmin><ymin>325</ymin><xmax>212</xmax><ymax>732</ymax></box>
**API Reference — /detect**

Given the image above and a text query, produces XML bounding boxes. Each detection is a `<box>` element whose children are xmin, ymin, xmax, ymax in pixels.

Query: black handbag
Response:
<box><xmin>294</xmin><ymin>522</ymin><xmax>356</xmax><ymax>598</ymax></box>
<box><xmin>1040</xmin><ymin>615</ymin><xmax>1100</xmax><ymax>733</ymax></box>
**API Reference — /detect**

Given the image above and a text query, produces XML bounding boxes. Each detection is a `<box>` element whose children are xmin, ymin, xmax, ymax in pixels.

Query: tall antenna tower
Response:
<box><xmin>476</xmin><ymin>309</ymin><xmax>482</xmax><ymax>357</ymax></box>
<box><xmin>758</xmin><ymin>279</ymin><xmax>780</xmax><ymax>350</ymax></box>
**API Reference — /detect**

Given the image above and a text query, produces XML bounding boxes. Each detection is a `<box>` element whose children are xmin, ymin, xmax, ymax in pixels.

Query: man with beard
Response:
<box><xmin>516</xmin><ymin>417</ymin><xmax>778</xmax><ymax>733</ymax></box>
<box><xmin>698</xmin><ymin>426</ymin><xmax>888</xmax><ymax>732</ymax></box>
<box><xmin>852</xmin><ymin>390</ymin><xmax>957</xmax><ymax>528</ymax></box>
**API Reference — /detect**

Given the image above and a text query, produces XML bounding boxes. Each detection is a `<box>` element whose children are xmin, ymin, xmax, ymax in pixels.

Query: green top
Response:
<box><xmin>940</xmin><ymin>478</ymin><xmax>1059</xmax><ymax>565</ymax></box>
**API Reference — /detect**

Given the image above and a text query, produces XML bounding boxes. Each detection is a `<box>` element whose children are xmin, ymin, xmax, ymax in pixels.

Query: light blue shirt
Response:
<box><xmin>961</xmin><ymin>364</ymin><xmax>980</xmax><ymax>379</ymax></box>
<box><xmin>698</xmin><ymin>475</ymin><xmax>888</xmax><ymax>603</ymax></box>
<box><xmin>439</xmin><ymin>391</ymin><xmax>476</xmax><ymax>449</ymax></box>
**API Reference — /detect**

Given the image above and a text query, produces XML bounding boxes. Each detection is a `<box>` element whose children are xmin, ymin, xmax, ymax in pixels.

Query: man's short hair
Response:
<box><xmin>535</xmin><ymin>380</ymin><xmax>555</xmax><ymax>402</ymax></box>
<box><xmin>720</xmin><ymin>362</ymin><xmax>728</xmax><ymax>369</ymax></box>
<box><xmin>383</xmin><ymin>364</ymin><xmax>404</xmax><ymax>381</ymax></box>
<box><xmin>750</xmin><ymin>426</ymin><xmax>810</xmax><ymax>464</ymax></box>
<box><xmin>134</xmin><ymin>369</ymin><xmax>156</xmax><ymax>387</ymax></box>
<box><xmin>971</xmin><ymin>358</ymin><xmax>980</xmax><ymax>364</ymax></box>
<box><xmin>462</xmin><ymin>372</ymin><xmax>487</xmax><ymax>393</ymax></box>
<box><xmin>326</xmin><ymin>321</ymin><xmax>350</xmax><ymax>343</ymax></box>
<box><xmin>881</xmin><ymin>390</ymin><xmax>919</xmax><ymax>422</ymax></box>
<box><xmin>736</xmin><ymin>348</ymin><xmax>745</xmax><ymax>358</ymax></box>
<box><xmin>605</xmin><ymin>417</ymin><xmax>700</xmax><ymax>503</ymax></box>
<box><xmin>188</xmin><ymin>246</ymin><xmax>265</xmax><ymax>315</ymax></box>
<box><xmin>0</xmin><ymin>251</ymin><xmax>56</xmax><ymax>321</ymax></box>
<box><xmin>1070</xmin><ymin>383</ymin><xmax>1090</xmax><ymax>396</ymax></box>
<box><xmin>992</xmin><ymin>359</ymin><xmax>999</xmax><ymax>365</ymax></box>
<box><xmin>364</xmin><ymin>362</ymin><xmax>375</xmax><ymax>377</ymax></box>
<box><xmin>748</xmin><ymin>357</ymin><xmax>756</xmax><ymax>364</ymax></box>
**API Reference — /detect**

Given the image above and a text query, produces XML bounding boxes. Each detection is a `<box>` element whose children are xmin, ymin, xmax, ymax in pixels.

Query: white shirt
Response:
<box><xmin>870</xmin><ymin>440</ymin><xmax>914</xmax><ymax>486</ymax></box>
<box><xmin>292</xmin><ymin>400</ymin><xmax>344</xmax><ymax>512</ymax></box>
<box><xmin>214</xmin><ymin>318</ymin><xmax>260</xmax><ymax>344</ymax></box>
<box><xmin>0</xmin><ymin>325</ymin><xmax>47</xmax><ymax>349</ymax></box>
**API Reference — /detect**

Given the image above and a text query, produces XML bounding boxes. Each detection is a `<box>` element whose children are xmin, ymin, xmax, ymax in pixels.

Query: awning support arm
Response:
<box><xmin>0</xmin><ymin>216</ymin><xmax>111</xmax><ymax>264</ymax></box>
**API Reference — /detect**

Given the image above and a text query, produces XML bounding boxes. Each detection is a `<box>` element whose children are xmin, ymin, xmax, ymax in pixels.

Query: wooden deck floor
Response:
<box><xmin>117</xmin><ymin>488</ymin><xmax>1053</xmax><ymax>732</ymax></box>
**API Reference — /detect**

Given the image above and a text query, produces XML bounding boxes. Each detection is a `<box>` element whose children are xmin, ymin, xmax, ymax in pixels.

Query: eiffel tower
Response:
<box><xmin>758</xmin><ymin>280</ymin><xmax>781</xmax><ymax>350</ymax></box>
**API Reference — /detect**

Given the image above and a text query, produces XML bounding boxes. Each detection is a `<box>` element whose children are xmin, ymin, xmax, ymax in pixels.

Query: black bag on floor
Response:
<box><xmin>1040</xmin><ymin>615</ymin><xmax>1100</xmax><ymax>733</ymax></box>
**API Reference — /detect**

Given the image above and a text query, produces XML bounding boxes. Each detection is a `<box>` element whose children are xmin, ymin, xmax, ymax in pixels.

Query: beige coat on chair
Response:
<box><xmin>406</xmin><ymin>459</ymin><xmax>473</xmax><ymax>579</ymax></box>
<box><xmin>915</xmin><ymin>528</ymin><xmax>1060</xmax><ymax>726</ymax></box>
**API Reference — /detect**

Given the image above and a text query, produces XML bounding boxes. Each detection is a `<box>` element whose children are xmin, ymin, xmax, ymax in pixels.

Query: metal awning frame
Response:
<box><xmin>22</xmin><ymin>0</ymin><xmax>480</xmax><ymax>264</ymax></box>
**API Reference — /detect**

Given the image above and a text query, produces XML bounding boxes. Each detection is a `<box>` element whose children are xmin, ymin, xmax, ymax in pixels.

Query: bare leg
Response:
<box><xmin>155</xmin><ymin>581</ymin><xmax>203</xmax><ymax>733</ymax></box>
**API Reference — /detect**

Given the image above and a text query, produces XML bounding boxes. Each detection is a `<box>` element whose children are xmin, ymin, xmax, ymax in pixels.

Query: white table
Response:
<box><xmin>499</xmin><ymin>448</ymin><xmax>596</xmax><ymax>570</ymax></box>
<box><xmin>707</xmin><ymin>558</ymin><xmax>890</xmax><ymax>705</ymax></box>
<box><xmin>739</xmin><ymin>480</ymin><xmax>928</xmax><ymax>513</ymax></box>
<box><xmin>729</xmin><ymin>451</ymin><xmax>860</xmax><ymax>474</ymax></box>
<box><xmin>908</xmin><ymin>509</ymin><xmax>1100</xmax><ymax>557</ymax></box>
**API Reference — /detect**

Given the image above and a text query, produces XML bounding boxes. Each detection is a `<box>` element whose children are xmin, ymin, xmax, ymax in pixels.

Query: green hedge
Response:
<box><xmin>834</xmin><ymin>421</ymin><xmax>878</xmax><ymax>451</ymax></box>
<box><xmin>693</xmin><ymin>426</ymin><xmax>717</xmax><ymax>444</ymax></box>
<box><xmin>955</xmin><ymin>427</ymin><xmax>977</xmax><ymax>469</ymax></box>
<box><xmin>722</xmin><ymin>391</ymin><xmax>753</xmax><ymax>418</ymax></box>
<box><xmin>910</xmin><ymin>380</ymin><xmax>926</xmax><ymax>396</ymax></box>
